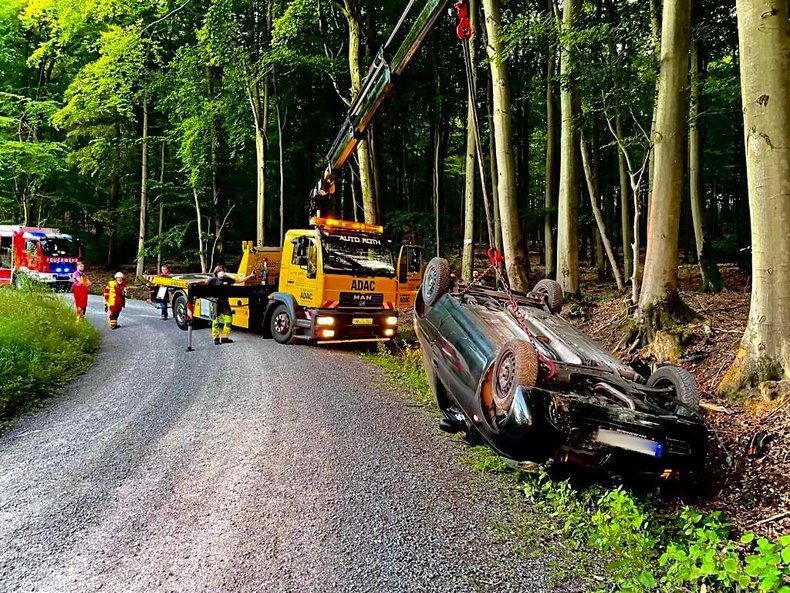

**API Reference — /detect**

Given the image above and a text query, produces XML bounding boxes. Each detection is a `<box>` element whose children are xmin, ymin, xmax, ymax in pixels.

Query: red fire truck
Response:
<box><xmin>0</xmin><ymin>225</ymin><xmax>82</xmax><ymax>289</ymax></box>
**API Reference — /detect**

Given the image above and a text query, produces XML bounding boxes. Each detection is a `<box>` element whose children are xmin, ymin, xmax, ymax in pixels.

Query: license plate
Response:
<box><xmin>352</xmin><ymin>318</ymin><xmax>373</xmax><ymax>325</ymax></box>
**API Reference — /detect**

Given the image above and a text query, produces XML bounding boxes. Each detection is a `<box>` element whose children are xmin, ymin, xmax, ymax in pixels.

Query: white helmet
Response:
<box><xmin>114</xmin><ymin>272</ymin><xmax>125</xmax><ymax>279</ymax></box>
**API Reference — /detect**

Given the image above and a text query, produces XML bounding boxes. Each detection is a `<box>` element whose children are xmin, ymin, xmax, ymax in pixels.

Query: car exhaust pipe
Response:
<box><xmin>594</xmin><ymin>382</ymin><xmax>636</xmax><ymax>410</ymax></box>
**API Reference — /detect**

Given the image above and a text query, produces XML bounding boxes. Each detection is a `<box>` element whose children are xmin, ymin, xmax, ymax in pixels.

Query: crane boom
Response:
<box><xmin>310</xmin><ymin>0</ymin><xmax>454</xmax><ymax>217</ymax></box>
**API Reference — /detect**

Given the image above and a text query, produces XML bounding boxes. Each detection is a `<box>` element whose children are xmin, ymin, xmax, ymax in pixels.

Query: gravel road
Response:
<box><xmin>0</xmin><ymin>296</ymin><xmax>562</xmax><ymax>593</ymax></box>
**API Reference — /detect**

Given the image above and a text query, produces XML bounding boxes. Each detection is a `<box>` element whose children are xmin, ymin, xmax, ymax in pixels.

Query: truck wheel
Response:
<box><xmin>422</xmin><ymin>257</ymin><xmax>451</xmax><ymax>306</ymax></box>
<box><xmin>270</xmin><ymin>303</ymin><xmax>297</xmax><ymax>345</ymax></box>
<box><xmin>533</xmin><ymin>279</ymin><xmax>563</xmax><ymax>314</ymax></box>
<box><xmin>491</xmin><ymin>339</ymin><xmax>539</xmax><ymax>418</ymax></box>
<box><xmin>172</xmin><ymin>293</ymin><xmax>189</xmax><ymax>331</ymax></box>
<box><xmin>647</xmin><ymin>365</ymin><xmax>700</xmax><ymax>417</ymax></box>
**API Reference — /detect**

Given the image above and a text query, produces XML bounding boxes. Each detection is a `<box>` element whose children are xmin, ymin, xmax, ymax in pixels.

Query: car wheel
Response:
<box><xmin>172</xmin><ymin>292</ymin><xmax>189</xmax><ymax>331</ymax></box>
<box><xmin>533</xmin><ymin>279</ymin><xmax>563</xmax><ymax>313</ymax></box>
<box><xmin>647</xmin><ymin>365</ymin><xmax>699</xmax><ymax>417</ymax></box>
<box><xmin>422</xmin><ymin>257</ymin><xmax>451</xmax><ymax>307</ymax></box>
<box><xmin>270</xmin><ymin>303</ymin><xmax>297</xmax><ymax>345</ymax></box>
<box><xmin>492</xmin><ymin>339</ymin><xmax>539</xmax><ymax>416</ymax></box>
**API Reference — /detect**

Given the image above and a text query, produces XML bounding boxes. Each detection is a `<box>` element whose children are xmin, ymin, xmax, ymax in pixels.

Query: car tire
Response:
<box><xmin>492</xmin><ymin>339</ymin><xmax>539</xmax><ymax>415</ymax></box>
<box><xmin>172</xmin><ymin>292</ymin><xmax>189</xmax><ymax>331</ymax></box>
<box><xmin>422</xmin><ymin>257</ymin><xmax>451</xmax><ymax>307</ymax></box>
<box><xmin>533</xmin><ymin>279</ymin><xmax>563</xmax><ymax>314</ymax></box>
<box><xmin>647</xmin><ymin>365</ymin><xmax>700</xmax><ymax>417</ymax></box>
<box><xmin>270</xmin><ymin>303</ymin><xmax>297</xmax><ymax>345</ymax></box>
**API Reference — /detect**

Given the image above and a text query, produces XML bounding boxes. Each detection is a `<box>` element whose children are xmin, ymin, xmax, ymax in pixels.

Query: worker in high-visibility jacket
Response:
<box><xmin>103</xmin><ymin>272</ymin><xmax>128</xmax><ymax>329</ymax></box>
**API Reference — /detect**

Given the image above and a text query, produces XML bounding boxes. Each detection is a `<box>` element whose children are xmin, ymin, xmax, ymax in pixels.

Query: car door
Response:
<box><xmin>290</xmin><ymin>235</ymin><xmax>320</xmax><ymax>308</ymax></box>
<box><xmin>396</xmin><ymin>245</ymin><xmax>422</xmax><ymax>309</ymax></box>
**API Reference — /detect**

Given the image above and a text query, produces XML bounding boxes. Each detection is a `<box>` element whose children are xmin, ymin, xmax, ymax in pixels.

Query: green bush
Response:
<box><xmin>0</xmin><ymin>284</ymin><xmax>100</xmax><ymax>421</ymax></box>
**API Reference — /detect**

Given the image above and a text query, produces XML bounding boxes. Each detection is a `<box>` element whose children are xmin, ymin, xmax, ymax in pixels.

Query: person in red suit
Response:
<box><xmin>71</xmin><ymin>262</ymin><xmax>91</xmax><ymax>321</ymax></box>
<box><xmin>103</xmin><ymin>272</ymin><xmax>128</xmax><ymax>329</ymax></box>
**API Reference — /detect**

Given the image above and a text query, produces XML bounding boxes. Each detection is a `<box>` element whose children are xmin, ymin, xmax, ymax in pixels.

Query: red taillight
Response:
<box><xmin>186</xmin><ymin>302</ymin><xmax>193</xmax><ymax>321</ymax></box>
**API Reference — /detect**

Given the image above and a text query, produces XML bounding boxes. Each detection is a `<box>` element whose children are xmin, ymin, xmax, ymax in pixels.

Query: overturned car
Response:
<box><xmin>414</xmin><ymin>258</ymin><xmax>706</xmax><ymax>481</ymax></box>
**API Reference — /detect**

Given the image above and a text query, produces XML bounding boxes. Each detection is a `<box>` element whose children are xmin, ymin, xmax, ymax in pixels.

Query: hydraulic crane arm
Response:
<box><xmin>310</xmin><ymin>0</ymin><xmax>455</xmax><ymax>217</ymax></box>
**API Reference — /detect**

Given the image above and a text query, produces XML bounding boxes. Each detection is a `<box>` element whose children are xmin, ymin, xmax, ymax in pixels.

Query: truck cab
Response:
<box><xmin>267</xmin><ymin>218</ymin><xmax>404</xmax><ymax>343</ymax></box>
<box><xmin>0</xmin><ymin>225</ymin><xmax>81</xmax><ymax>289</ymax></box>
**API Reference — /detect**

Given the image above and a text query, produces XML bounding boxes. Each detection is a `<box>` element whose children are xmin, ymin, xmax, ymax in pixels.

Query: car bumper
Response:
<box><xmin>494</xmin><ymin>386</ymin><xmax>706</xmax><ymax>479</ymax></box>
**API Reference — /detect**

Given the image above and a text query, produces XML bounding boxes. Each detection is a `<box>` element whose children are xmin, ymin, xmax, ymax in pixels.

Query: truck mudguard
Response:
<box><xmin>267</xmin><ymin>292</ymin><xmax>299</xmax><ymax>322</ymax></box>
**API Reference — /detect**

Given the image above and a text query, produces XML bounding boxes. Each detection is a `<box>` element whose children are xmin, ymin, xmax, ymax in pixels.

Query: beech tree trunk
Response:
<box><xmin>157</xmin><ymin>141</ymin><xmax>165</xmax><ymax>271</ymax></box>
<box><xmin>193</xmin><ymin>189</ymin><xmax>207</xmax><ymax>273</ymax></box>
<box><xmin>136</xmin><ymin>98</ymin><xmax>149</xmax><ymax>277</ymax></box>
<box><xmin>273</xmin><ymin>72</ymin><xmax>285</xmax><ymax>245</ymax></box>
<box><xmin>556</xmin><ymin>0</ymin><xmax>581</xmax><ymax>297</ymax></box>
<box><xmin>544</xmin><ymin>21</ymin><xmax>557</xmax><ymax>280</ymax></box>
<box><xmin>481</xmin><ymin>0</ymin><xmax>529</xmax><ymax>292</ymax></box>
<box><xmin>719</xmin><ymin>0</ymin><xmax>790</xmax><ymax>392</ymax></box>
<box><xmin>689</xmin><ymin>7</ymin><xmax>723</xmax><ymax>292</ymax></box>
<box><xmin>251</xmin><ymin>75</ymin><xmax>269</xmax><ymax>248</ymax></box>
<box><xmin>207</xmin><ymin>66</ymin><xmax>225</xmax><ymax>264</ymax></box>
<box><xmin>487</xmin><ymin>78</ymin><xmax>503</xmax><ymax>255</ymax></box>
<box><xmin>615</xmin><ymin>117</ymin><xmax>632</xmax><ymax>281</ymax></box>
<box><xmin>461</xmin><ymin>0</ymin><xmax>478</xmax><ymax>282</ymax></box>
<box><xmin>636</xmin><ymin>0</ymin><xmax>695</xmax><ymax>341</ymax></box>
<box><xmin>342</xmin><ymin>0</ymin><xmax>377</xmax><ymax>224</ymax></box>
<box><xmin>581</xmin><ymin>135</ymin><xmax>624</xmax><ymax>290</ymax></box>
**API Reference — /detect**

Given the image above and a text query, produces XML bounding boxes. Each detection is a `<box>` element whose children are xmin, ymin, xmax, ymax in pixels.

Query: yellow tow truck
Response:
<box><xmin>150</xmin><ymin>218</ymin><xmax>421</xmax><ymax>344</ymax></box>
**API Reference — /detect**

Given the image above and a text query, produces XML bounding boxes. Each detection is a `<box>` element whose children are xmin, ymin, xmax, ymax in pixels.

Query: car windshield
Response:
<box><xmin>40</xmin><ymin>238</ymin><xmax>79</xmax><ymax>257</ymax></box>
<box><xmin>321</xmin><ymin>235</ymin><xmax>395</xmax><ymax>277</ymax></box>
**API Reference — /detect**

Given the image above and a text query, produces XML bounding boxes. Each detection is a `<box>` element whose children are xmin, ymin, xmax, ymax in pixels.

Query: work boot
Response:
<box><xmin>214</xmin><ymin>337</ymin><xmax>221</xmax><ymax>345</ymax></box>
<box><xmin>220</xmin><ymin>338</ymin><xmax>234</xmax><ymax>344</ymax></box>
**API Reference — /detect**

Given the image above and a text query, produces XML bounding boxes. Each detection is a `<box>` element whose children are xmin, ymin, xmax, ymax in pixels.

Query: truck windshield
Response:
<box><xmin>322</xmin><ymin>236</ymin><xmax>395</xmax><ymax>277</ymax></box>
<box><xmin>40</xmin><ymin>238</ymin><xmax>79</xmax><ymax>257</ymax></box>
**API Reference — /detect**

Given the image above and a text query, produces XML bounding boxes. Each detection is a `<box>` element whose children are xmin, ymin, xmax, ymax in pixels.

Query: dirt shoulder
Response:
<box><xmin>567</xmin><ymin>264</ymin><xmax>789</xmax><ymax>539</ymax></box>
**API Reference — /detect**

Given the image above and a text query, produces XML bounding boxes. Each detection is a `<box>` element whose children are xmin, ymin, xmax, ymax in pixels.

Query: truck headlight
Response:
<box><xmin>385</xmin><ymin>316</ymin><xmax>398</xmax><ymax>326</ymax></box>
<box><xmin>321</xmin><ymin>329</ymin><xmax>335</xmax><ymax>338</ymax></box>
<box><xmin>384</xmin><ymin>329</ymin><xmax>395</xmax><ymax>337</ymax></box>
<box><xmin>316</xmin><ymin>316</ymin><xmax>335</xmax><ymax>326</ymax></box>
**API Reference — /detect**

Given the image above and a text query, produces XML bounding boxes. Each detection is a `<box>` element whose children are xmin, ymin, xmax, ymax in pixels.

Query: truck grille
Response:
<box><xmin>339</xmin><ymin>292</ymin><xmax>384</xmax><ymax>308</ymax></box>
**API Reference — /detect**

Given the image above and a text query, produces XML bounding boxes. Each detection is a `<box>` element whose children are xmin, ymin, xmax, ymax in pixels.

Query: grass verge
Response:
<box><xmin>0</xmin><ymin>285</ymin><xmax>100</xmax><ymax>424</ymax></box>
<box><xmin>364</xmin><ymin>342</ymin><xmax>790</xmax><ymax>593</ymax></box>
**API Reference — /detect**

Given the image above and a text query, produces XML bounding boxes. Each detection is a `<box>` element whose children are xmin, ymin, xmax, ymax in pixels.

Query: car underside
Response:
<box><xmin>414</xmin><ymin>258</ymin><xmax>706</xmax><ymax>481</ymax></box>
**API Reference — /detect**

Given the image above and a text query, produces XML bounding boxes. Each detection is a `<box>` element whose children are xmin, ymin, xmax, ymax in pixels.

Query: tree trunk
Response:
<box><xmin>106</xmin><ymin>171</ymin><xmax>119</xmax><ymax>269</ymax></box>
<box><xmin>487</xmin><ymin>78</ymin><xmax>503</xmax><ymax>255</ymax></box>
<box><xmin>157</xmin><ymin>141</ymin><xmax>166</xmax><ymax>271</ymax></box>
<box><xmin>719</xmin><ymin>0</ymin><xmax>790</xmax><ymax>393</ymax></box>
<box><xmin>646</xmin><ymin>0</ymin><xmax>662</xmax><ymax>208</ymax></box>
<box><xmin>556</xmin><ymin>0</ymin><xmax>581</xmax><ymax>297</ymax></box>
<box><xmin>193</xmin><ymin>189</ymin><xmax>207</xmax><ymax>273</ymax></box>
<box><xmin>136</xmin><ymin>98</ymin><xmax>149</xmax><ymax>277</ymax></box>
<box><xmin>342</xmin><ymin>0</ymin><xmax>377</xmax><ymax>224</ymax></box>
<box><xmin>251</xmin><ymin>75</ymin><xmax>269</xmax><ymax>248</ymax></box>
<box><xmin>581</xmin><ymin>135</ymin><xmax>624</xmax><ymax>290</ymax></box>
<box><xmin>689</xmin><ymin>32</ymin><xmax>723</xmax><ymax>292</ymax></box>
<box><xmin>615</xmin><ymin>117</ymin><xmax>632</xmax><ymax>280</ymax></box>
<box><xmin>544</xmin><ymin>32</ymin><xmax>557</xmax><ymax>280</ymax></box>
<box><xmin>481</xmin><ymin>0</ymin><xmax>529</xmax><ymax>291</ymax></box>
<box><xmin>273</xmin><ymin>72</ymin><xmax>285</xmax><ymax>246</ymax></box>
<box><xmin>637</xmin><ymin>0</ymin><xmax>696</xmax><ymax>342</ymax></box>
<box><xmin>462</xmin><ymin>0</ymin><xmax>478</xmax><ymax>281</ymax></box>
<box><xmin>207</xmin><ymin>66</ymin><xmax>224</xmax><ymax>265</ymax></box>
<box><xmin>432</xmin><ymin>54</ymin><xmax>442</xmax><ymax>257</ymax></box>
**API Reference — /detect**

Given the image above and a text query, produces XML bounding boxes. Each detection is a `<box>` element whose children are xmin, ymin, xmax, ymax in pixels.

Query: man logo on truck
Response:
<box><xmin>351</xmin><ymin>280</ymin><xmax>375</xmax><ymax>291</ymax></box>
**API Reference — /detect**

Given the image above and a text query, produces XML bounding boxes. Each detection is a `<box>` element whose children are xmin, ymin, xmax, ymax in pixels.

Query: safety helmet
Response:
<box><xmin>114</xmin><ymin>272</ymin><xmax>125</xmax><ymax>279</ymax></box>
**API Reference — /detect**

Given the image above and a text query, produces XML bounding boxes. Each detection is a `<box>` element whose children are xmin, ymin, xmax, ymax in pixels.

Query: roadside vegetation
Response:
<box><xmin>363</xmin><ymin>343</ymin><xmax>790</xmax><ymax>593</ymax></box>
<box><xmin>0</xmin><ymin>285</ymin><xmax>100</xmax><ymax>425</ymax></box>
